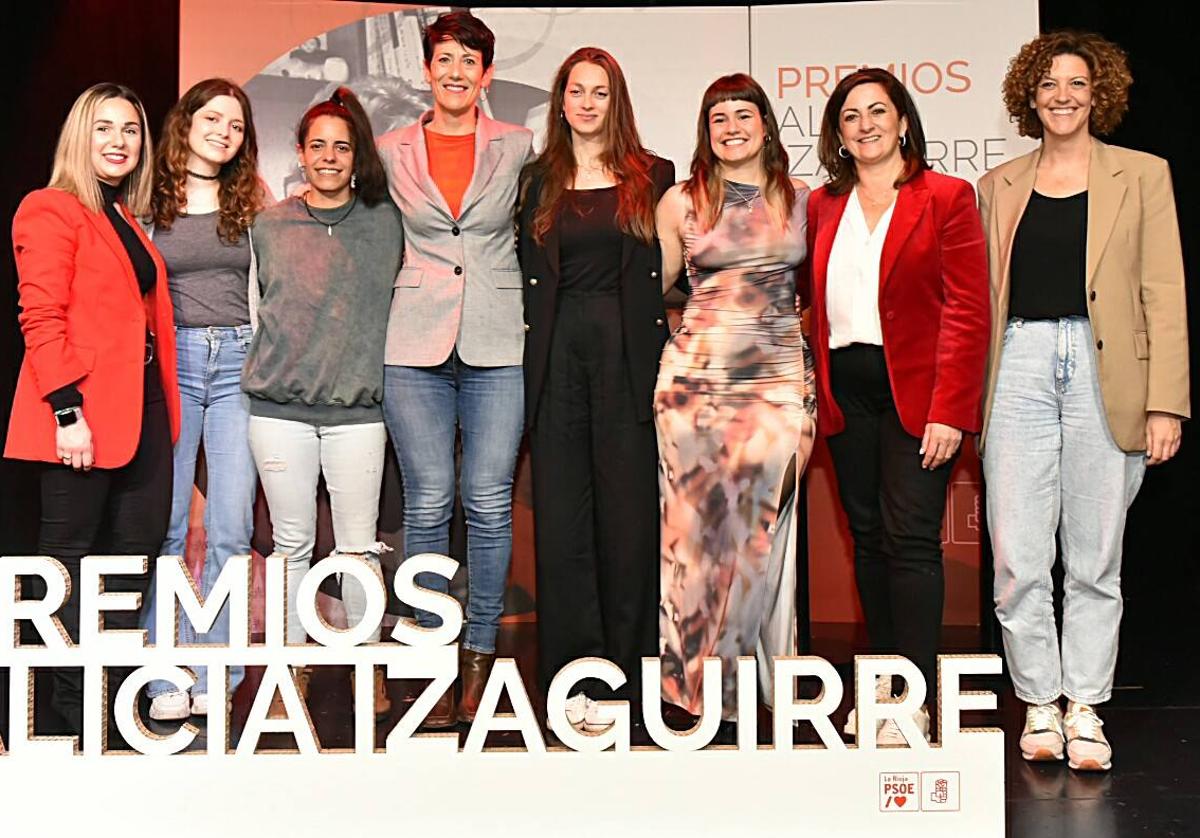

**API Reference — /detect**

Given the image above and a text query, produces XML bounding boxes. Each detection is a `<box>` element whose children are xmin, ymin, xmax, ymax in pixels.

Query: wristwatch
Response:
<box><xmin>53</xmin><ymin>407</ymin><xmax>82</xmax><ymax>428</ymax></box>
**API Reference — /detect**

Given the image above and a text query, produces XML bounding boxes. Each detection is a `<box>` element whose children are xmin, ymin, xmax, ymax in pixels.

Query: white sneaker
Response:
<box><xmin>844</xmin><ymin>674</ymin><xmax>893</xmax><ymax>737</ymax></box>
<box><xmin>1064</xmin><ymin>702</ymin><xmax>1111</xmax><ymax>772</ymax></box>
<box><xmin>562</xmin><ymin>694</ymin><xmax>589</xmax><ymax>732</ymax></box>
<box><xmin>1020</xmin><ymin>703</ymin><xmax>1065</xmax><ymax>761</ymax></box>
<box><xmin>190</xmin><ymin>693</ymin><xmax>209</xmax><ymax>716</ymax></box>
<box><xmin>581</xmin><ymin>698</ymin><xmax>615</xmax><ymax>734</ymax></box>
<box><xmin>878</xmin><ymin>706</ymin><xmax>931</xmax><ymax>747</ymax></box>
<box><xmin>149</xmin><ymin>690</ymin><xmax>191</xmax><ymax>721</ymax></box>
<box><xmin>557</xmin><ymin>694</ymin><xmax>614</xmax><ymax>735</ymax></box>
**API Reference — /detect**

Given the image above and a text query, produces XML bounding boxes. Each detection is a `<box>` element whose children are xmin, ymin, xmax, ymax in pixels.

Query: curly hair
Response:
<box><xmin>1002</xmin><ymin>30</ymin><xmax>1132</xmax><ymax>139</ymax></box>
<box><xmin>152</xmin><ymin>78</ymin><xmax>263</xmax><ymax>243</ymax></box>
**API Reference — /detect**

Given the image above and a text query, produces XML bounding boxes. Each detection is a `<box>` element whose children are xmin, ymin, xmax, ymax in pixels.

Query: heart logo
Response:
<box><xmin>894</xmin><ymin>796</ymin><xmax>907</xmax><ymax>808</ymax></box>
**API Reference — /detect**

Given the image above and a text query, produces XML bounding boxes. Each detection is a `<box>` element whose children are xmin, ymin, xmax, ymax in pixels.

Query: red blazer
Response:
<box><xmin>806</xmin><ymin>169</ymin><xmax>989</xmax><ymax>438</ymax></box>
<box><xmin>5</xmin><ymin>188</ymin><xmax>180</xmax><ymax>468</ymax></box>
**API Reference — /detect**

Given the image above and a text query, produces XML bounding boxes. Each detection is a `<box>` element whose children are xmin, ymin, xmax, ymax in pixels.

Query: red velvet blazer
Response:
<box><xmin>806</xmin><ymin>169</ymin><xmax>989</xmax><ymax>438</ymax></box>
<box><xmin>5</xmin><ymin>188</ymin><xmax>180</xmax><ymax>468</ymax></box>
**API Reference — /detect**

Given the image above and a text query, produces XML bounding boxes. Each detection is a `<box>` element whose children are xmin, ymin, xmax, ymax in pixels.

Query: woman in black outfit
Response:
<box><xmin>519</xmin><ymin>47</ymin><xmax>674</xmax><ymax>732</ymax></box>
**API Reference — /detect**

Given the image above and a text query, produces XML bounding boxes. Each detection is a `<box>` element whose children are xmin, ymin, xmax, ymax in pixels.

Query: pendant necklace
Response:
<box><xmin>724</xmin><ymin>179</ymin><xmax>759</xmax><ymax>212</ymax></box>
<box><xmin>304</xmin><ymin>192</ymin><xmax>358</xmax><ymax>236</ymax></box>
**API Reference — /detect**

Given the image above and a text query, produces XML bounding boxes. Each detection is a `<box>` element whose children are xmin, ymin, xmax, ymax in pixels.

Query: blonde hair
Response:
<box><xmin>49</xmin><ymin>83</ymin><xmax>154</xmax><ymax>215</ymax></box>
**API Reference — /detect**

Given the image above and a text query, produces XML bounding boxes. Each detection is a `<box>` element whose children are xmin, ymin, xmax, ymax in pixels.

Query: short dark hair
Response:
<box><xmin>422</xmin><ymin>11</ymin><xmax>495</xmax><ymax>69</ymax></box>
<box><xmin>817</xmin><ymin>67</ymin><xmax>929</xmax><ymax>196</ymax></box>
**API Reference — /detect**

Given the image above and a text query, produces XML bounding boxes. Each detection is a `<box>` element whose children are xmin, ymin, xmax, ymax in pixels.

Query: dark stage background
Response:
<box><xmin>3</xmin><ymin>0</ymin><xmax>1197</xmax><ymax>692</ymax></box>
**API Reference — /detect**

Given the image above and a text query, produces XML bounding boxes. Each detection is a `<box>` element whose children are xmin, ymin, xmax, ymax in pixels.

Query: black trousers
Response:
<box><xmin>825</xmin><ymin>344</ymin><xmax>951</xmax><ymax>701</ymax></box>
<box><xmin>32</xmin><ymin>365</ymin><xmax>173</xmax><ymax>739</ymax></box>
<box><xmin>530</xmin><ymin>294</ymin><xmax>659</xmax><ymax>704</ymax></box>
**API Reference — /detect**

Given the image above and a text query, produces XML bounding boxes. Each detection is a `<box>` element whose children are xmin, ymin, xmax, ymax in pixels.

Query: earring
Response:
<box><xmin>765</xmin><ymin>134</ymin><xmax>772</xmax><ymax>143</ymax></box>
<box><xmin>298</xmin><ymin>162</ymin><xmax>307</xmax><ymax>181</ymax></box>
<box><xmin>837</xmin><ymin>145</ymin><xmax>849</xmax><ymax>159</ymax></box>
<box><xmin>351</xmin><ymin>173</ymin><xmax>357</xmax><ymax>190</ymax></box>
<box><xmin>899</xmin><ymin>135</ymin><xmax>908</xmax><ymax>148</ymax></box>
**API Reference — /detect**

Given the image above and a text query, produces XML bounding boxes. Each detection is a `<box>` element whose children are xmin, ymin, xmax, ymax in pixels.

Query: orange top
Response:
<box><xmin>425</xmin><ymin>129</ymin><xmax>475</xmax><ymax>219</ymax></box>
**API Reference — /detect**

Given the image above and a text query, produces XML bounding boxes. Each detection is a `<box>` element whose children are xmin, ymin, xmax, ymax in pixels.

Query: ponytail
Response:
<box><xmin>297</xmin><ymin>86</ymin><xmax>388</xmax><ymax>206</ymax></box>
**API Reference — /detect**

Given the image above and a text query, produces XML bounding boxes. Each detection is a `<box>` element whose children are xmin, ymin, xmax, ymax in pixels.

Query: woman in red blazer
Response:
<box><xmin>6</xmin><ymin>83</ymin><xmax>180</xmax><ymax>739</ymax></box>
<box><xmin>806</xmin><ymin>68</ymin><xmax>989</xmax><ymax>744</ymax></box>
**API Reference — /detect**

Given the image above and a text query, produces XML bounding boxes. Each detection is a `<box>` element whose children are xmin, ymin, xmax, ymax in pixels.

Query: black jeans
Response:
<box><xmin>33</xmin><ymin>365</ymin><xmax>173</xmax><ymax>739</ymax></box>
<box><xmin>825</xmin><ymin>344</ymin><xmax>952</xmax><ymax>702</ymax></box>
<box><xmin>530</xmin><ymin>294</ymin><xmax>660</xmax><ymax>705</ymax></box>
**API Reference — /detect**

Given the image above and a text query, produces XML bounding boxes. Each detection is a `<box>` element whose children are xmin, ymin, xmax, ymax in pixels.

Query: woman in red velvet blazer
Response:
<box><xmin>5</xmin><ymin>83</ymin><xmax>179</xmax><ymax>739</ymax></box>
<box><xmin>806</xmin><ymin>69</ymin><xmax>988</xmax><ymax>744</ymax></box>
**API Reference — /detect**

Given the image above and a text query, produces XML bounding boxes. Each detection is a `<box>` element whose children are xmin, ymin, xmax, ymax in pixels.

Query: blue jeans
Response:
<box><xmin>146</xmin><ymin>325</ymin><xmax>256</xmax><ymax>698</ymax></box>
<box><xmin>383</xmin><ymin>355</ymin><xmax>524</xmax><ymax>654</ymax></box>
<box><xmin>983</xmin><ymin>317</ymin><xmax>1145</xmax><ymax>706</ymax></box>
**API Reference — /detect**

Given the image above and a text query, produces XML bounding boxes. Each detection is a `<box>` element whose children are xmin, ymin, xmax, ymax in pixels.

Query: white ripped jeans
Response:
<box><xmin>248</xmin><ymin>416</ymin><xmax>388</xmax><ymax>643</ymax></box>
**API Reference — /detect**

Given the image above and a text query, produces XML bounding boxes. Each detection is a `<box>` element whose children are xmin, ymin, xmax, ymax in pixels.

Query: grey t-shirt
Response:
<box><xmin>155</xmin><ymin>211</ymin><xmax>251</xmax><ymax>327</ymax></box>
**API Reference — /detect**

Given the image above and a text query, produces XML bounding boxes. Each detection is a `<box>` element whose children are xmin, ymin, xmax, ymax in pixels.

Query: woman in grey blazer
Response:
<box><xmin>377</xmin><ymin>11</ymin><xmax>533</xmax><ymax>728</ymax></box>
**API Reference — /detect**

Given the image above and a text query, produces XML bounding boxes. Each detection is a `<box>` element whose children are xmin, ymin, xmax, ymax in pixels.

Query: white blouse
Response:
<box><xmin>826</xmin><ymin>188</ymin><xmax>895</xmax><ymax>349</ymax></box>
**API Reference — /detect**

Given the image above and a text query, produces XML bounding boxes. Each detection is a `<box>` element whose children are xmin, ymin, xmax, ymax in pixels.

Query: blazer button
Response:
<box><xmin>452</xmin><ymin>226</ymin><xmax>461</xmax><ymax>236</ymax></box>
<box><xmin>1089</xmin><ymin>290</ymin><xmax>1097</xmax><ymax>301</ymax></box>
<box><xmin>885</xmin><ymin>310</ymin><xmax>895</xmax><ymax>321</ymax></box>
<box><xmin>655</xmin><ymin>318</ymin><xmax>664</xmax><ymax>326</ymax></box>
<box><xmin>1096</xmin><ymin>339</ymin><xmax>1103</xmax><ymax>350</ymax></box>
<box><xmin>454</xmin><ymin>266</ymin><xmax>463</xmax><ymax>276</ymax></box>
<box><xmin>524</xmin><ymin>324</ymin><xmax>531</xmax><ymax>332</ymax></box>
<box><xmin>530</xmin><ymin>278</ymin><xmax>538</xmax><ymax>286</ymax></box>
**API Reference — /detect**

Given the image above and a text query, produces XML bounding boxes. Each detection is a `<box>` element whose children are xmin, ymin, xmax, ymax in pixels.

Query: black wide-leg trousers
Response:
<box><xmin>825</xmin><ymin>344</ymin><xmax>952</xmax><ymax>702</ymax></box>
<box><xmin>530</xmin><ymin>294</ymin><xmax>660</xmax><ymax>705</ymax></box>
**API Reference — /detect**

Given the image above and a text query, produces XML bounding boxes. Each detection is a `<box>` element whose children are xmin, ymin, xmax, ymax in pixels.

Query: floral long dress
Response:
<box><xmin>656</xmin><ymin>181</ymin><xmax>816</xmax><ymax>719</ymax></box>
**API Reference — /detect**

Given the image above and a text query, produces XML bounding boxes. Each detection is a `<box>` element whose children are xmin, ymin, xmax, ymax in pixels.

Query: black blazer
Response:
<box><xmin>518</xmin><ymin>155</ymin><xmax>676</xmax><ymax>429</ymax></box>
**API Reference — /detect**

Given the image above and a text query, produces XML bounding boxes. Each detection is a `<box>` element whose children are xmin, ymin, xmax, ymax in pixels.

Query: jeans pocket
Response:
<box><xmin>1002</xmin><ymin>319</ymin><xmax>1021</xmax><ymax>346</ymax></box>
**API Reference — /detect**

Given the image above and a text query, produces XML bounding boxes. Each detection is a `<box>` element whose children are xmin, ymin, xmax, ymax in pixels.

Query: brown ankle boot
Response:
<box><xmin>268</xmin><ymin>666</ymin><xmax>311</xmax><ymax>719</ymax></box>
<box><xmin>422</xmin><ymin>684</ymin><xmax>458</xmax><ymax>729</ymax></box>
<box><xmin>457</xmin><ymin>648</ymin><xmax>496</xmax><ymax>724</ymax></box>
<box><xmin>349</xmin><ymin>667</ymin><xmax>393</xmax><ymax>721</ymax></box>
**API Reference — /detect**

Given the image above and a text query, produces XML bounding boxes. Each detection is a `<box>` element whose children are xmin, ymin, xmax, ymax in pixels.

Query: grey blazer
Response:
<box><xmin>378</xmin><ymin>110</ymin><xmax>534</xmax><ymax>367</ymax></box>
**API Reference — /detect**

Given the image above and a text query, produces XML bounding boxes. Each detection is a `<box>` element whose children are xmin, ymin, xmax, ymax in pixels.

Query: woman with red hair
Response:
<box><xmin>518</xmin><ymin>47</ymin><xmax>674</xmax><ymax>732</ymax></box>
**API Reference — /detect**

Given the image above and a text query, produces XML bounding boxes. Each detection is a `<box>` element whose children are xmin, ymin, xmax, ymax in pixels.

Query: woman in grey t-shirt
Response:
<box><xmin>143</xmin><ymin>78</ymin><xmax>264</xmax><ymax>723</ymax></box>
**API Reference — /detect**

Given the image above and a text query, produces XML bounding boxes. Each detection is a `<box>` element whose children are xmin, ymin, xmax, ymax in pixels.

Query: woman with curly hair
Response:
<box><xmin>979</xmin><ymin>31</ymin><xmax>1189</xmax><ymax>771</ymax></box>
<box><xmin>142</xmin><ymin>78</ymin><xmax>265</xmax><ymax>721</ymax></box>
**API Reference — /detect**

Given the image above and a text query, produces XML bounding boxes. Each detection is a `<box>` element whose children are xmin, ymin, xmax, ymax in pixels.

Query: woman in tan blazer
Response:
<box><xmin>978</xmin><ymin>31</ymin><xmax>1189</xmax><ymax>773</ymax></box>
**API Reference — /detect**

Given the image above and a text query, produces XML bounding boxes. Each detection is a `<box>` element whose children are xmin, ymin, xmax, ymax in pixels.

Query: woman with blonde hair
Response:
<box><xmin>979</xmin><ymin>31</ymin><xmax>1188</xmax><ymax>771</ymax></box>
<box><xmin>655</xmin><ymin>73</ymin><xmax>815</xmax><ymax>722</ymax></box>
<box><xmin>141</xmin><ymin>78</ymin><xmax>264</xmax><ymax>722</ymax></box>
<box><xmin>6</xmin><ymin>83</ymin><xmax>180</xmax><ymax>739</ymax></box>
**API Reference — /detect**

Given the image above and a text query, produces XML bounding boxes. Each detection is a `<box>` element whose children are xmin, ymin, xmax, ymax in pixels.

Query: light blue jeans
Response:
<box><xmin>146</xmin><ymin>325</ymin><xmax>256</xmax><ymax>699</ymax></box>
<box><xmin>984</xmin><ymin>317</ymin><xmax>1145</xmax><ymax>706</ymax></box>
<box><xmin>383</xmin><ymin>355</ymin><xmax>524</xmax><ymax>654</ymax></box>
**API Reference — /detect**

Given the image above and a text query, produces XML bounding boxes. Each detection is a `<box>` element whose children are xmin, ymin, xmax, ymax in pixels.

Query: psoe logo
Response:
<box><xmin>879</xmin><ymin>772</ymin><xmax>920</xmax><ymax>812</ymax></box>
<box><xmin>921</xmin><ymin>771</ymin><xmax>961</xmax><ymax>812</ymax></box>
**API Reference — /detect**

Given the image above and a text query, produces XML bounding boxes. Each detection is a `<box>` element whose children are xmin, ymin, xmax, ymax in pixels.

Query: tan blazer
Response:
<box><xmin>977</xmin><ymin>139</ymin><xmax>1190</xmax><ymax>453</ymax></box>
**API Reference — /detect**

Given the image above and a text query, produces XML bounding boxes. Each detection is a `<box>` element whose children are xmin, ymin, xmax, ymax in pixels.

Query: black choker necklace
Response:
<box><xmin>187</xmin><ymin>169</ymin><xmax>220</xmax><ymax>181</ymax></box>
<box><xmin>303</xmin><ymin>192</ymin><xmax>358</xmax><ymax>236</ymax></box>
